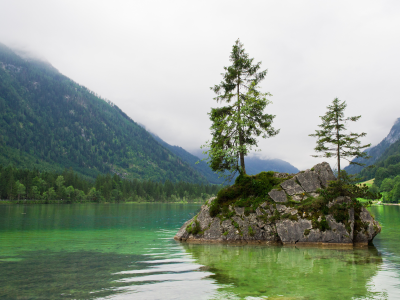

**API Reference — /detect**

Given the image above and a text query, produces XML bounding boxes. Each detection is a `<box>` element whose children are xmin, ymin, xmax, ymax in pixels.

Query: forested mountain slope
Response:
<box><xmin>345</xmin><ymin>118</ymin><xmax>400</xmax><ymax>174</ymax></box>
<box><xmin>0</xmin><ymin>43</ymin><xmax>207</xmax><ymax>183</ymax></box>
<box><xmin>358</xmin><ymin>138</ymin><xmax>400</xmax><ymax>186</ymax></box>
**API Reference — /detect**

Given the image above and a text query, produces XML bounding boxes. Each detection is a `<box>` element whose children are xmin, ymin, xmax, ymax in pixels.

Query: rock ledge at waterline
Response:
<box><xmin>174</xmin><ymin>162</ymin><xmax>381</xmax><ymax>246</ymax></box>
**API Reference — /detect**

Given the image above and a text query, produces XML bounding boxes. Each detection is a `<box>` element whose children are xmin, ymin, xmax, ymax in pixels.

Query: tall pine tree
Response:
<box><xmin>204</xmin><ymin>39</ymin><xmax>279</xmax><ymax>176</ymax></box>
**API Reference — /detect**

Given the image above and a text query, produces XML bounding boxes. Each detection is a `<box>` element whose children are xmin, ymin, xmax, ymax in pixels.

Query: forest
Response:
<box><xmin>0</xmin><ymin>165</ymin><xmax>222</xmax><ymax>203</ymax></box>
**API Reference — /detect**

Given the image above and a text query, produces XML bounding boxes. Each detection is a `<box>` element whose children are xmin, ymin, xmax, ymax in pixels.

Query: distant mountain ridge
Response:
<box><xmin>149</xmin><ymin>133</ymin><xmax>299</xmax><ymax>184</ymax></box>
<box><xmin>345</xmin><ymin>118</ymin><xmax>400</xmax><ymax>174</ymax></box>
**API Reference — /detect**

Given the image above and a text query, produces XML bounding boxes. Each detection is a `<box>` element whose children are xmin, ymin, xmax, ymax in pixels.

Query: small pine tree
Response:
<box><xmin>309</xmin><ymin>98</ymin><xmax>370</xmax><ymax>181</ymax></box>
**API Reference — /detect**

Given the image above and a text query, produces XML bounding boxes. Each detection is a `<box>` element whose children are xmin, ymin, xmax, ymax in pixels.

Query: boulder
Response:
<box><xmin>296</xmin><ymin>170</ymin><xmax>321</xmax><ymax>192</ymax></box>
<box><xmin>281</xmin><ymin>178</ymin><xmax>304</xmax><ymax>195</ymax></box>
<box><xmin>268</xmin><ymin>189</ymin><xmax>287</xmax><ymax>203</ymax></box>
<box><xmin>313</xmin><ymin>162</ymin><xmax>336</xmax><ymax>188</ymax></box>
<box><xmin>353</xmin><ymin>207</ymin><xmax>381</xmax><ymax>245</ymax></box>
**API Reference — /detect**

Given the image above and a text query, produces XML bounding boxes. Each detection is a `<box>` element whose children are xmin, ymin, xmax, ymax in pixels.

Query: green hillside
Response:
<box><xmin>0</xmin><ymin>43</ymin><xmax>207</xmax><ymax>183</ymax></box>
<box><xmin>358</xmin><ymin>139</ymin><xmax>400</xmax><ymax>186</ymax></box>
<box><xmin>355</xmin><ymin>138</ymin><xmax>400</xmax><ymax>203</ymax></box>
<box><xmin>345</xmin><ymin>118</ymin><xmax>400</xmax><ymax>174</ymax></box>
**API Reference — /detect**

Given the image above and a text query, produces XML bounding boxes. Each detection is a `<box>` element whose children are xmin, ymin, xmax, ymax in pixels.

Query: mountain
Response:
<box><xmin>154</xmin><ymin>142</ymin><xmax>300</xmax><ymax>184</ymax></box>
<box><xmin>357</xmin><ymin>138</ymin><xmax>400</xmax><ymax>186</ymax></box>
<box><xmin>0</xmin><ymin>43</ymin><xmax>207</xmax><ymax>183</ymax></box>
<box><xmin>150</xmin><ymin>134</ymin><xmax>224</xmax><ymax>184</ymax></box>
<box><xmin>344</xmin><ymin>118</ymin><xmax>400</xmax><ymax>174</ymax></box>
<box><xmin>244</xmin><ymin>156</ymin><xmax>299</xmax><ymax>174</ymax></box>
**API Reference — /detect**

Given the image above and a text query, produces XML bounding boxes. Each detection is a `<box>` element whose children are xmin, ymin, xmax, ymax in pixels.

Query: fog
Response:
<box><xmin>1</xmin><ymin>0</ymin><xmax>399</xmax><ymax>170</ymax></box>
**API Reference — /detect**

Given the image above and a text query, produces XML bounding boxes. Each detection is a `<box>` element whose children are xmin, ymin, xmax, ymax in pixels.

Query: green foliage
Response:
<box><xmin>0</xmin><ymin>165</ymin><xmax>222</xmax><ymax>203</ymax></box>
<box><xmin>312</xmin><ymin>215</ymin><xmax>330</xmax><ymax>232</ymax></box>
<box><xmin>384</xmin><ymin>182</ymin><xmax>400</xmax><ymax>203</ymax></box>
<box><xmin>248</xmin><ymin>226</ymin><xmax>255</xmax><ymax>237</ymax></box>
<box><xmin>309</xmin><ymin>98</ymin><xmax>370</xmax><ymax>180</ymax></box>
<box><xmin>208</xmin><ymin>171</ymin><xmax>289</xmax><ymax>218</ymax></box>
<box><xmin>203</xmin><ymin>39</ymin><xmax>278</xmax><ymax>177</ymax></box>
<box><xmin>186</xmin><ymin>220</ymin><xmax>202</xmax><ymax>235</ymax></box>
<box><xmin>0</xmin><ymin>43</ymin><xmax>207</xmax><ymax>184</ymax></box>
<box><xmin>318</xmin><ymin>171</ymin><xmax>380</xmax><ymax>202</ymax></box>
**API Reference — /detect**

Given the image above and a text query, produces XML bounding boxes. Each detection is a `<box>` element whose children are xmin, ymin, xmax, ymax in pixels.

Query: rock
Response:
<box><xmin>174</xmin><ymin>162</ymin><xmax>381</xmax><ymax>246</ymax></box>
<box><xmin>273</xmin><ymin>172</ymin><xmax>292</xmax><ymax>179</ymax></box>
<box><xmin>276</xmin><ymin>218</ymin><xmax>312</xmax><ymax>244</ymax></box>
<box><xmin>268</xmin><ymin>189</ymin><xmax>287</xmax><ymax>203</ymax></box>
<box><xmin>276</xmin><ymin>204</ymin><xmax>288</xmax><ymax>213</ymax></box>
<box><xmin>353</xmin><ymin>207</ymin><xmax>381</xmax><ymax>245</ymax></box>
<box><xmin>296</xmin><ymin>170</ymin><xmax>321</xmax><ymax>192</ymax></box>
<box><xmin>277</xmin><ymin>209</ymin><xmax>355</xmax><ymax>244</ymax></box>
<box><xmin>202</xmin><ymin>218</ymin><xmax>222</xmax><ymax>240</ymax></box>
<box><xmin>292</xmin><ymin>195</ymin><xmax>303</xmax><ymax>202</ymax></box>
<box><xmin>328</xmin><ymin>196</ymin><xmax>351</xmax><ymax>208</ymax></box>
<box><xmin>174</xmin><ymin>217</ymin><xmax>195</xmax><ymax>241</ymax></box>
<box><xmin>234</xmin><ymin>207</ymin><xmax>245</xmax><ymax>217</ymax></box>
<box><xmin>313</xmin><ymin>162</ymin><xmax>336</xmax><ymax>188</ymax></box>
<box><xmin>281</xmin><ymin>179</ymin><xmax>304</xmax><ymax>195</ymax></box>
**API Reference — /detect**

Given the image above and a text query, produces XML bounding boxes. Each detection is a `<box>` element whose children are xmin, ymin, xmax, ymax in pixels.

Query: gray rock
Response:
<box><xmin>353</xmin><ymin>207</ymin><xmax>381</xmax><ymax>245</ymax></box>
<box><xmin>292</xmin><ymin>195</ymin><xmax>303</xmax><ymax>202</ymax></box>
<box><xmin>276</xmin><ymin>218</ymin><xmax>312</xmax><ymax>244</ymax></box>
<box><xmin>203</xmin><ymin>218</ymin><xmax>223</xmax><ymax>240</ymax></box>
<box><xmin>174</xmin><ymin>216</ymin><xmax>195</xmax><ymax>241</ymax></box>
<box><xmin>296</xmin><ymin>170</ymin><xmax>321</xmax><ymax>192</ymax></box>
<box><xmin>276</xmin><ymin>204</ymin><xmax>287</xmax><ymax>213</ymax></box>
<box><xmin>255</xmin><ymin>207</ymin><xmax>264</xmax><ymax>216</ymax></box>
<box><xmin>268</xmin><ymin>189</ymin><xmax>287</xmax><ymax>203</ymax></box>
<box><xmin>206</xmin><ymin>196</ymin><xmax>216</xmax><ymax>205</ymax></box>
<box><xmin>313</xmin><ymin>162</ymin><xmax>336</xmax><ymax>188</ymax></box>
<box><xmin>281</xmin><ymin>179</ymin><xmax>304</xmax><ymax>195</ymax></box>
<box><xmin>234</xmin><ymin>207</ymin><xmax>245</xmax><ymax>217</ymax></box>
<box><xmin>302</xmin><ymin>214</ymin><xmax>353</xmax><ymax>244</ymax></box>
<box><xmin>277</xmin><ymin>209</ymin><xmax>354</xmax><ymax>244</ymax></box>
<box><xmin>273</xmin><ymin>172</ymin><xmax>292</xmax><ymax>179</ymax></box>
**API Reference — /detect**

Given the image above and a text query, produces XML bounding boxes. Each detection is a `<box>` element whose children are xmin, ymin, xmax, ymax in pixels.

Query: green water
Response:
<box><xmin>0</xmin><ymin>204</ymin><xmax>399</xmax><ymax>299</ymax></box>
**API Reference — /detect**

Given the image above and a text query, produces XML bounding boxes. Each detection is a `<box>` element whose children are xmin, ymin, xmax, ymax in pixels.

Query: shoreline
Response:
<box><xmin>175</xmin><ymin>237</ymin><xmax>368</xmax><ymax>248</ymax></box>
<box><xmin>0</xmin><ymin>200</ymin><xmax>205</xmax><ymax>205</ymax></box>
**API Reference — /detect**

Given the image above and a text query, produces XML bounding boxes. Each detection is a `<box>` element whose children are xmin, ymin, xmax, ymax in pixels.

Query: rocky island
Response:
<box><xmin>175</xmin><ymin>162</ymin><xmax>381</xmax><ymax>246</ymax></box>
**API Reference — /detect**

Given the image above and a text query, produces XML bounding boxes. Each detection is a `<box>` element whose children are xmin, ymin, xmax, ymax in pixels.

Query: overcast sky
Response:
<box><xmin>1</xmin><ymin>0</ymin><xmax>400</xmax><ymax>170</ymax></box>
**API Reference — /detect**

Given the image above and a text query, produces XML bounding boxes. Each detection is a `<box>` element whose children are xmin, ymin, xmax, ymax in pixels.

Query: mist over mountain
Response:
<box><xmin>0</xmin><ymin>43</ymin><xmax>207</xmax><ymax>183</ymax></box>
<box><xmin>345</xmin><ymin>118</ymin><xmax>400</xmax><ymax>174</ymax></box>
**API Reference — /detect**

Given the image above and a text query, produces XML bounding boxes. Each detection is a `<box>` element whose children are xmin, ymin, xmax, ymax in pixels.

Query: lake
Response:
<box><xmin>0</xmin><ymin>203</ymin><xmax>399</xmax><ymax>299</ymax></box>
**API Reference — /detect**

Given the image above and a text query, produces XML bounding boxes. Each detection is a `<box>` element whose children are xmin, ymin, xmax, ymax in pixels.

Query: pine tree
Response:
<box><xmin>204</xmin><ymin>39</ymin><xmax>279</xmax><ymax>176</ymax></box>
<box><xmin>309</xmin><ymin>98</ymin><xmax>370</xmax><ymax>181</ymax></box>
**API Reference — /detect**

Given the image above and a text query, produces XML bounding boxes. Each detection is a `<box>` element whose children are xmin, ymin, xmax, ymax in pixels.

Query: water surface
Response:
<box><xmin>0</xmin><ymin>204</ymin><xmax>399</xmax><ymax>299</ymax></box>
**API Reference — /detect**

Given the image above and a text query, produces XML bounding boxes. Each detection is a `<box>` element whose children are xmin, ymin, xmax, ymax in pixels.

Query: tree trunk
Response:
<box><xmin>336</xmin><ymin>112</ymin><xmax>340</xmax><ymax>181</ymax></box>
<box><xmin>237</xmin><ymin>77</ymin><xmax>246</xmax><ymax>174</ymax></box>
